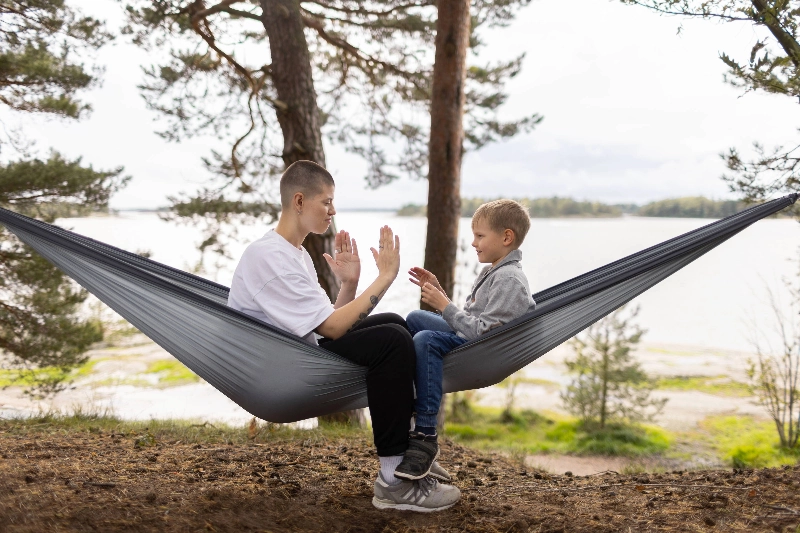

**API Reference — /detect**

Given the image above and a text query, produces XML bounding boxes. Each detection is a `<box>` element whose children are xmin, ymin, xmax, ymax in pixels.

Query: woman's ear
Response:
<box><xmin>293</xmin><ymin>192</ymin><xmax>304</xmax><ymax>213</ymax></box>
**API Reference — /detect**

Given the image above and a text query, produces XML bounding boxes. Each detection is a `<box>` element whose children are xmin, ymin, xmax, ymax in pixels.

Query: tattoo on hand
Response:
<box><xmin>346</xmin><ymin>294</ymin><xmax>384</xmax><ymax>333</ymax></box>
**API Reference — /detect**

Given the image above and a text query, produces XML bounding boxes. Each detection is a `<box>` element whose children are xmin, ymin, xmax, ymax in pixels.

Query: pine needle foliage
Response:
<box><xmin>121</xmin><ymin>0</ymin><xmax>542</xmax><ymax>260</ymax></box>
<box><xmin>0</xmin><ymin>0</ymin><xmax>112</xmax><ymax>121</ymax></box>
<box><xmin>620</xmin><ymin>1</ymin><xmax>800</xmax><ymax>212</ymax></box>
<box><xmin>0</xmin><ymin>1</ymin><xmax>127</xmax><ymax>396</ymax></box>
<box><xmin>0</xmin><ymin>154</ymin><xmax>128</xmax><ymax>397</ymax></box>
<box><xmin>561</xmin><ymin>306</ymin><xmax>667</xmax><ymax>430</ymax></box>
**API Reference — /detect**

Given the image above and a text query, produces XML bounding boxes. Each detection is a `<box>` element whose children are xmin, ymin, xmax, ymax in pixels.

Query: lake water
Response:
<box><xmin>59</xmin><ymin>211</ymin><xmax>800</xmax><ymax>353</ymax></box>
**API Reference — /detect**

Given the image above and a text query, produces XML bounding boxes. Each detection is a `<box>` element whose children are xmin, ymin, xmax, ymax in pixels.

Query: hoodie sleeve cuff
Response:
<box><xmin>442</xmin><ymin>302</ymin><xmax>459</xmax><ymax>324</ymax></box>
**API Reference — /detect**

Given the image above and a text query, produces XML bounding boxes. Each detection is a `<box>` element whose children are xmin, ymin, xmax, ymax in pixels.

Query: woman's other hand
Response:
<box><xmin>420</xmin><ymin>282</ymin><xmax>451</xmax><ymax>312</ymax></box>
<box><xmin>323</xmin><ymin>230</ymin><xmax>361</xmax><ymax>285</ymax></box>
<box><xmin>409</xmin><ymin>266</ymin><xmax>444</xmax><ymax>293</ymax></box>
<box><xmin>371</xmin><ymin>225</ymin><xmax>400</xmax><ymax>282</ymax></box>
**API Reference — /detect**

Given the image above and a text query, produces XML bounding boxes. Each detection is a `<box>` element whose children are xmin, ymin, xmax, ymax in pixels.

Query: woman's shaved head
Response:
<box><xmin>280</xmin><ymin>160</ymin><xmax>335</xmax><ymax>208</ymax></box>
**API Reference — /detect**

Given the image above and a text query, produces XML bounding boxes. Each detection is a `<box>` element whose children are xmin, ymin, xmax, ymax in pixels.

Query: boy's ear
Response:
<box><xmin>503</xmin><ymin>229</ymin><xmax>515</xmax><ymax>246</ymax></box>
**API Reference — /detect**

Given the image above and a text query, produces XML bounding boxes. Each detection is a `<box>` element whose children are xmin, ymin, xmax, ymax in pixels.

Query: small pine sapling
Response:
<box><xmin>561</xmin><ymin>305</ymin><xmax>667</xmax><ymax>429</ymax></box>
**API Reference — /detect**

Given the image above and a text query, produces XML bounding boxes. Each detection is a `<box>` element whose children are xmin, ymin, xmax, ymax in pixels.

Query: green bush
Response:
<box><xmin>444</xmin><ymin>407</ymin><xmax>671</xmax><ymax>457</ymax></box>
<box><xmin>700</xmin><ymin>416</ymin><xmax>799</xmax><ymax>468</ymax></box>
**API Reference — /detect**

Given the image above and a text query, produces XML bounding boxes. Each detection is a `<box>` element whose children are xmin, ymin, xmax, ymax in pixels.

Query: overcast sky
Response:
<box><xmin>9</xmin><ymin>0</ymin><xmax>800</xmax><ymax>209</ymax></box>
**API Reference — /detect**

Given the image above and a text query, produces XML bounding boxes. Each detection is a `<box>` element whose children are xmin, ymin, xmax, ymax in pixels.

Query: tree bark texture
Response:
<box><xmin>261</xmin><ymin>0</ymin><xmax>339</xmax><ymax>300</ymax></box>
<box><xmin>422</xmin><ymin>0</ymin><xmax>471</xmax><ymax>308</ymax></box>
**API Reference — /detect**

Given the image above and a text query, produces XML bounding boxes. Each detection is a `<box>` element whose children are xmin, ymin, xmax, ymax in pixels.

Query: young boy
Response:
<box><xmin>395</xmin><ymin>199</ymin><xmax>537</xmax><ymax>480</ymax></box>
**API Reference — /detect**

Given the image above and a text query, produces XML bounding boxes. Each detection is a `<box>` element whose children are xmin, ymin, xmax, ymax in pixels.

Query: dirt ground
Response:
<box><xmin>2</xmin><ymin>424</ymin><xmax>800</xmax><ymax>532</ymax></box>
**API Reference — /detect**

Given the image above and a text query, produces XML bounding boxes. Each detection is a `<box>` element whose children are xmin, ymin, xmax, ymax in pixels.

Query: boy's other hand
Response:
<box><xmin>420</xmin><ymin>282</ymin><xmax>450</xmax><ymax>312</ymax></box>
<box><xmin>409</xmin><ymin>267</ymin><xmax>444</xmax><ymax>293</ymax></box>
<box><xmin>323</xmin><ymin>230</ymin><xmax>360</xmax><ymax>284</ymax></box>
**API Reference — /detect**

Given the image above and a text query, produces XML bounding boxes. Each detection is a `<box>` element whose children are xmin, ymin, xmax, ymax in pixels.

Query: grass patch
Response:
<box><xmin>499</xmin><ymin>377</ymin><xmax>560</xmax><ymax>388</ymax></box>
<box><xmin>145</xmin><ymin>360</ymin><xmax>201</xmax><ymax>385</ymax></box>
<box><xmin>90</xmin><ymin>377</ymin><xmax>155</xmax><ymax>388</ymax></box>
<box><xmin>0</xmin><ymin>359</ymin><xmax>101</xmax><ymax>388</ymax></box>
<box><xmin>699</xmin><ymin>415</ymin><xmax>800</xmax><ymax>468</ymax></box>
<box><xmin>656</xmin><ymin>375</ymin><xmax>752</xmax><ymax>397</ymax></box>
<box><xmin>443</xmin><ymin>407</ymin><xmax>671</xmax><ymax>457</ymax></box>
<box><xmin>0</xmin><ymin>409</ymin><xmax>368</xmax><ymax>446</ymax></box>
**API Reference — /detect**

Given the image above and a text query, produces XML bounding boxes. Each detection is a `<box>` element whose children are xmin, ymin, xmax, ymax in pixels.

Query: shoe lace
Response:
<box><xmin>417</xmin><ymin>476</ymin><xmax>439</xmax><ymax>497</ymax></box>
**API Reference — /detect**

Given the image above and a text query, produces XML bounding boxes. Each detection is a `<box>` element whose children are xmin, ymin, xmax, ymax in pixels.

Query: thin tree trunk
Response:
<box><xmin>261</xmin><ymin>0</ymin><xmax>339</xmax><ymax>301</ymax></box>
<box><xmin>421</xmin><ymin>0</ymin><xmax>471</xmax><ymax>307</ymax></box>
<box><xmin>262</xmin><ymin>0</ymin><xmax>364</xmax><ymax>426</ymax></box>
<box><xmin>600</xmin><ymin>331</ymin><xmax>609</xmax><ymax>429</ymax></box>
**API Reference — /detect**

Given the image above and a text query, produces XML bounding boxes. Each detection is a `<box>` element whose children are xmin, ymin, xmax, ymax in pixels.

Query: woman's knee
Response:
<box><xmin>376</xmin><ymin>324</ymin><xmax>416</xmax><ymax>367</ymax></box>
<box><xmin>378</xmin><ymin>312</ymin><xmax>409</xmax><ymax>331</ymax></box>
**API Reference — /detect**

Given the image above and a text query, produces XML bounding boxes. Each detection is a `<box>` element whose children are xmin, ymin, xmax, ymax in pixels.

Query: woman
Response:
<box><xmin>227</xmin><ymin>160</ymin><xmax>460</xmax><ymax>512</ymax></box>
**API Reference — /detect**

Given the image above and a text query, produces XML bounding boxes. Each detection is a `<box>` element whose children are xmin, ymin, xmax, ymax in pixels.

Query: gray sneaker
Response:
<box><xmin>372</xmin><ymin>473</ymin><xmax>461</xmax><ymax>512</ymax></box>
<box><xmin>429</xmin><ymin>461</ymin><xmax>452</xmax><ymax>482</ymax></box>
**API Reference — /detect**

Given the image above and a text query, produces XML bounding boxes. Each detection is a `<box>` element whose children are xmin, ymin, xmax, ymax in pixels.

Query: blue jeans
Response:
<box><xmin>406</xmin><ymin>310</ymin><xmax>467</xmax><ymax>428</ymax></box>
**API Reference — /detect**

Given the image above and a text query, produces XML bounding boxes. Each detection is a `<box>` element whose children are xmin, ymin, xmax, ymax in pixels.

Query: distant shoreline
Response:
<box><xmin>395</xmin><ymin>196</ymin><xmax>791</xmax><ymax>219</ymax></box>
<box><xmin>89</xmin><ymin>196</ymin><xmax>794</xmax><ymax>220</ymax></box>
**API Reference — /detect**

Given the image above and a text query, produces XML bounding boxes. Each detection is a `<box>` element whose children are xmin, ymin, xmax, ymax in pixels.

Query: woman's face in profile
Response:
<box><xmin>306</xmin><ymin>185</ymin><xmax>336</xmax><ymax>234</ymax></box>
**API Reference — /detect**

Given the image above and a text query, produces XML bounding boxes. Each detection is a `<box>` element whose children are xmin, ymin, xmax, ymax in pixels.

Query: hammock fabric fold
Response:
<box><xmin>0</xmin><ymin>195</ymin><xmax>796</xmax><ymax>423</ymax></box>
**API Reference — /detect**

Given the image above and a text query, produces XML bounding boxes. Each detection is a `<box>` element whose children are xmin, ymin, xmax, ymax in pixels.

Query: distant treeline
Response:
<box><xmin>397</xmin><ymin>196</ymin><xmax>754</xmax><ymax>219</ymax></box>
<box><xmin>637</xmin><ymin>197</ymin><xmax>744</xmax><ymax>218</ymax></box>
<box><xmin>17</xmin><ymin>202</ymin><xmax>111</xmax><ymax>220</ymax></box>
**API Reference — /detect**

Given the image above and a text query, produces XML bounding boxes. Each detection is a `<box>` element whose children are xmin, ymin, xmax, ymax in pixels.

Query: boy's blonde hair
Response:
<box><xmin>472</xmin><ymin>199</ymin><xmax>531</xmax><ymax>248</ymax></box>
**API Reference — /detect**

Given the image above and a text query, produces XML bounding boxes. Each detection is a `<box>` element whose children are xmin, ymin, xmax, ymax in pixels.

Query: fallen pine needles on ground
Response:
<box><xmin>1</xmin><ymin>415</ymin><xmax>799</xmax><ymax>532</ymax></box>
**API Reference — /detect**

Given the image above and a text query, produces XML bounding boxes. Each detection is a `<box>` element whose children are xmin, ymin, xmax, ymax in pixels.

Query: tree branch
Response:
<box><xmin>301</xmin><ymin>13</ymin><xmax>427</xmax><ymax>90</ymax></box>
<box><xmin>621</xmin><ymin>1</ymin><xmax>752</xmax><ymax>22</ymax></box>
<box><xmin>303</xmin><ymin>0</ymin><xmax>434</xmax><ymax>17</ymax></box>
<box><xmin>750</xmin><ymin>0</ymin><xmax>800</xmax><ymax>68</ymax></box>
<box><xmin>220</xmin><ymin>6</ymin><xmax>264</xmax><ymax>22</ymax></box>
<box><xmin>189</xmin><ymin>0</ymin><xmax>243</xmax><ymax>23</ymax></box>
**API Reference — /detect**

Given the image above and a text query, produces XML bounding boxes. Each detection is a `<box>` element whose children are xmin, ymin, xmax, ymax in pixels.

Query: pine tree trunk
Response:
<box><xmin>260</xmin><ymin>0</ymin><xmax>339</xmax><ymax>301</ymax></box>
<box><xmin>262</xmin><ymin>0</ymin><xmax>364</xmax><ymax>426</ymax></box>
<box><xmin>421</xmin><ymin>0</ymin><xmax>471</xmax><ymax>307</ymax></box>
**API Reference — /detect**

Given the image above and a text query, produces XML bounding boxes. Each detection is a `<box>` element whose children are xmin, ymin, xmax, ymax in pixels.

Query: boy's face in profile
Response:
<box><xmin>471</xmin><ymin>218</ymin><xmax>514</xmax><ymax>266</ymax></box>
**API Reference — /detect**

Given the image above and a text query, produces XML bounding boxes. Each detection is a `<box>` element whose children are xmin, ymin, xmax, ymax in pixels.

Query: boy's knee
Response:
<box><xmin>412</xmin><ymin>330</ymin><xmax>435</xmax><ymax>352</ymax></box>
<box><xmin>406</xmin><ymin>310</ymin><xmax>428</xmax><ymax>332</ymax></box>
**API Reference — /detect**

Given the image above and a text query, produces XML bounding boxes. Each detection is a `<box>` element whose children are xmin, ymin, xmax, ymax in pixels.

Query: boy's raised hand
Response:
<box><xmin>408</xmin><ymin>266</ymin><xmax>444</xmax><ymax>293</ymax></box>
<box><xmin>420</xmin><ymin>282</ymin><xmax>451</xmax><ymax>313</ymax></box>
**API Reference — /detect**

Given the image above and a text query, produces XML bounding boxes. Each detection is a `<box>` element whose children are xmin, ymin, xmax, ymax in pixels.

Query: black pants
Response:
<box><xmin>319</xmin><ymin>313</ymin><xmax>415</xmax><ymax>456</ymax></box>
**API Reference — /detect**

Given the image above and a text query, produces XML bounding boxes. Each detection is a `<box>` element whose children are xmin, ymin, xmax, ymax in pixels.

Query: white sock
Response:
<box><xmin>379</xmin><ymin>454</ymin><xmax>404</xmax><ymax>485</ymax></box>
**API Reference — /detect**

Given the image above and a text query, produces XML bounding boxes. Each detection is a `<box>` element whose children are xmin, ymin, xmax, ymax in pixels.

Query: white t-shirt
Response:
<box><xmin>227</xmin><ymin>230</ymin><xmax>334</xmax><ymax>344</ymax></box>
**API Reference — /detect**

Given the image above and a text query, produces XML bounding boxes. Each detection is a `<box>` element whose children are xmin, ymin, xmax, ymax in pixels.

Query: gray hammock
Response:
<box><xmin>0</xmin><ymin>195</ymin><xmax>796</xmax><ymax>423</ymax></box>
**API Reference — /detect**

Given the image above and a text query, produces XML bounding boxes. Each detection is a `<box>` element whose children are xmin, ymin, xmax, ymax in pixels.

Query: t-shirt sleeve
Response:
<box><xmin>252</xmin><ymin>271</ymin><xmax>334</xmax><ymax>339</ymax></box>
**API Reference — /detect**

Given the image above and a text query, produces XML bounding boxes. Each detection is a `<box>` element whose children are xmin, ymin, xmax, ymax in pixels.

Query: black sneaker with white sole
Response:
<box><xmin>394</xmin><ymin>431</ymin><xmax>439</xmax><ymax>480</ymax></box>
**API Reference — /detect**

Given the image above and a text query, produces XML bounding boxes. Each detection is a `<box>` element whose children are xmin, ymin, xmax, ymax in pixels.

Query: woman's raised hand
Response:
<box><xmin>370</xmin><ymin>226</ymin><xmax>400</xmax><ymax>282</ymax></box>
<box><xmin>323</xmin><ymin>230</ymin><xmax>360</xmax><ymax>285</ymax></box>
<box><xmin>408</xmin><ymin>266</ymin><xmax>444</xmax><ymax>293</ymax></box>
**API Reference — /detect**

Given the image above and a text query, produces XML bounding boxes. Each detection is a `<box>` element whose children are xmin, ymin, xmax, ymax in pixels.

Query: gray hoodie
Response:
<box><xmin>442</xmin><ymin>249</ymin><xmax>536</xmax><ymax>340</ymax></box>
